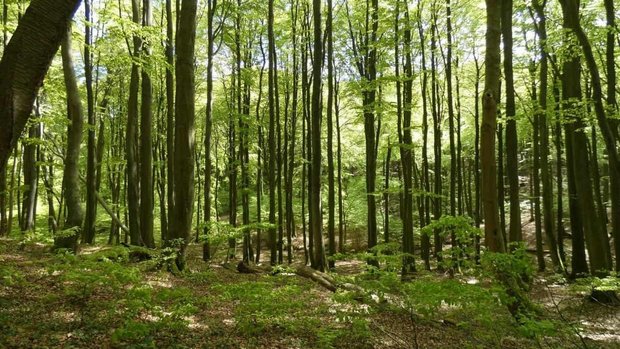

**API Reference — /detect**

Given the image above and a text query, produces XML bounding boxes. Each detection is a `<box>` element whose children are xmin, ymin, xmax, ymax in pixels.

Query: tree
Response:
<box><xmin>54</xmin><ymin>25</ymin><xmax>84</xmax><ymax>252</ymax></box>
<box><xmin>559</xmin><ymin>0</ymin><xmax>613</xmax><ymax>275</ymax></box>
<box><xmin>171</xmin><ymin>0</ymin><xmax>198</xmax><ymax>271</ymax></box>
<box><xmin>140</xmin><ymin>0</ymin><xmax>154</xmax><ymax>248</ymax></box>
<box><xmin>126</xmin><ymin>0</ymin><xmax>142</xmax><ymax>246</ymax></box>
<box><xmin>399</xmin><ymin>1</ymin><xmax>415</xmax><ymax>276</ymax></box>
<box><xmin>481</xmin><ymin>0</ymin><xmax>505</xmax><ymax>253</ymax></box>
<box><xmin>310</xmin><ymin>0</ymin><xmax>325</xmax><ymax>271</ymax></box>
<box><xmin>501</xmin><ymin>0</ymin><xmax>521</xmax><ymax>244</ymax></box>
<box><xmin>0</xmin><ymin>0</ymin><xmax>81</xmax><ymax>173</ymax></box>
<box><xmin>83</xmin><ymin>0</ymin><xmax>97</xmax><ymax>244</ymax></box>
<box><xmin>346</xmin><ymin>0</ymin><xmax>380</xmax><ymax>265</ymax></box>
<box><xmin>326</xmin><ymin>0</ymin><xmax>336</xmax><ymax>270</ymax></box>
<box><xmin>268</xmin><ymin>0</ymin><xmax>278</xmax><ymax>266</ymax></box>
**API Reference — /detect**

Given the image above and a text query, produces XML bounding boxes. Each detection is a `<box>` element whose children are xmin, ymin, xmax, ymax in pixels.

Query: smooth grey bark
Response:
<box><xmin>55</xmin><ymin>27</ymin><xmax>84</xmax><ymax>252</ymax></box>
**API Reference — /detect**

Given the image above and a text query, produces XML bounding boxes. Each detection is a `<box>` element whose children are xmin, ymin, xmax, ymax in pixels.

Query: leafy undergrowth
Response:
<box><xmin>0</xmin><ymin>238</ymin><xmax>618</xmax><ymax>349</ymax></box>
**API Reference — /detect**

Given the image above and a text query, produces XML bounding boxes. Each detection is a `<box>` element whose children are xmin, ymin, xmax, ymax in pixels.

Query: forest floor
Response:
<box><xmin>0</xmin><ymin>236</ymin><xmax>619</xmax><ymax>349</ymax></box>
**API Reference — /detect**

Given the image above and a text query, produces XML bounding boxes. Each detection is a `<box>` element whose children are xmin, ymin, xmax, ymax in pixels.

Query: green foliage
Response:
<box><xmin>0</xmin><ymin>265</ymin><xmax>26</xmax><ymax>287</ymax></box>
<box><xmin>571</xmin><ymin>275</ymin><xmax>620</xmax><ymax>293</ymax></box>
<box><xmin>481</xmin><ymin>246</ymin><xmax>540</xmax><ymax>322</ymax></box>
<box><xmin>421</xmin><ymin>215</ymin><xmax>481</xmax><ymax>272</ymax></box>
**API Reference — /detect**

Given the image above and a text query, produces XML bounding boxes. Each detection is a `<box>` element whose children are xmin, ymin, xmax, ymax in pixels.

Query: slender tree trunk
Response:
<box><xmin>501</xmin><ymin>0</ymin><xmax>521</xmax><ymax>244</ymax></box>
<box><xmin>417</xmin><ymin>2</ymin><xmax>431</xmax><ymax>269</ymax></box>
<box><xmin>326</xmin><ymin>0</ymin><xmax>335</xmax><ymax>269</ymax></box>
<box><xmin>21</xmin><ymin>113</ymin><xmax>39</xmax><ymax>232</ymax></box>
<box><xmin>203</xmin><ymin>0</ymin><xmax>216</xmax><ymax>260</ymax></box>
<box><xmin>268</xmin><ymin>0</ymin><xmax>278</xmax><ymax>265</ymax></box>
<box><xmin>310</xmin><ymin>0</ymin><xmax>325</xmax><ymax>271</ymax></box>
<box><xmin>532</xmin><ymin>0</ymin><xmax>563</xmax><ymax>272</ymax></box>
<box><xmin>83</xmin><ymin>0</ymin><xmax>97</xmax><ymax>244</ymax></box>
<box><xmin>430</xmin><ymin>4</ymin><xmax>443</xmax><ymax>262</ymax></box>
<box><xmin>286</xmin><ymin>0</ymin><xmax>299</xmax><ymax>264</ymax></box>
<box><xmin>531</xmin><ymin>71</ymin><xmax>545</xmax><ymax>271</ymax></box>
<box><xmin>165</xmin><ymin>0</ymin><xmax>174</xmax><ymax>244</ymax></box>
<box><xmin>400</xmin><ymin>3</ymin><xmax>416</xmax><ymax>275</ymax></box>
<box><xmin>140</xmin><ymin>0</ymin><xmax>154</xmax><ymax>248</ymax></box>
<box><xmin>126</xmin><ymin>0</ymin><xmax>142</xmax><ymax>246</ymax></box>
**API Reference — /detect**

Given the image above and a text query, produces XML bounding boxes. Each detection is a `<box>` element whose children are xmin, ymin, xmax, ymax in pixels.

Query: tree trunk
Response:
<box><xmin>171</xmin><ymin>0</ymin><xmax>198</xmax><ymax>271</ymax></box>
<box><xmin>559</xmin><ymin>0</ymin><xmax>612</xmax><ymax>276</ymax></box>
<box><xmin>310</xmin><ymin>0</ymin><xmax>325</xmax><ymax>271</ymax></box>
<box><xmin>326</xmin><ymin>0</ymin><xmax>335</xmax><ymax>270</ymax></box>
<box><xmin>604</xmin><ymin>0</ymin><xmax>620</xmax><ymax>272</ymax></box>
<box><xmin>55</xmin><ymin>26</ymin><xmax>84</xmax><ymax>252</ymax></box>
<box><xmin>0</xmin><ymin>0</ymin><xmax>81</xmax><ymax>173</ymax></box>
<box><xmin>165</xmin><ymin>0</ymin><xmax>175</xmax><ymax>245</ymax></box>
<box><xmin>532</xmin><ymin>0</ymin><xmax>563</xmax><ymax>272</ymax></box>
<box><xmin>126</xmin><ymin>0</ymin><xmax>142</xmax><ymax>246</ymax></box>
<box><xmin>501</xmin><ymin>0</ymin><xmax>522</xmax><ymax>244</ymax></box>
<box><xmin>481</xmin><ymin>0</ymin><xmax>505</xmax><ymax>253</ymax></box>
<box><xmin>401</xmin><ymin>4</ymin><xmax>415</xmax><ymax>275</ymax></box>
<box><xmin>417</xmin><ymin>2</ymin><xmax>431</xmax><ymax>269</ymax></box>
<box><xmin>267</xmin><ymin>0</ymin><xmax>278</xmax><ymax>266</ymax></box>
<box><xmin>83</xmin><ymin>0</ymin><xmax>97</xmax><ymax>244</ymax></box>
<box><xmin>140</xmin><ymin>0</ymin><xmax>154</xmax><ymax>248</ymax></box>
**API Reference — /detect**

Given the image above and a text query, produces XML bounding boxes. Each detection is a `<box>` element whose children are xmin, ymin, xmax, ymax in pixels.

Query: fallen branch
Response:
<box><xmin>79</xmin><ymin>175</ymin><xmax>129</xmax><ymax>235</ymax></box>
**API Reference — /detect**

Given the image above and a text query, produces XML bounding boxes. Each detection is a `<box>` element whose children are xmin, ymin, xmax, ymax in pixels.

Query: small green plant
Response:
<box><xmin>421</xmin><ymin>215</ymin><xmax>481</xmax><ymax>273</ymax></box>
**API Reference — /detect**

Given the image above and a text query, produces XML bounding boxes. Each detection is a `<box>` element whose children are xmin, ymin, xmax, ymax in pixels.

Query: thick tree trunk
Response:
<box><xmin>0</xmin><ymin>0</ymin><xmax>81</xmax><ymax>173</ymax></box>
<box><xmin>55</xmin><ymin>27</ymin><xmax>84</xmax><ymax>252</ymax></box>
<box><xmin>560</xmin><ymin>0</ymin><xmax>613</xmax><ymax>276</ymax></box>
<box><xmin>171</xmin><ymin>0</ymin><xmax>198</xmax><ymax>271</ymax></box>
<box><xmin>481</xmin><ymin>0</ymin><xmax>505</xmax><ymax>253</ymax></box>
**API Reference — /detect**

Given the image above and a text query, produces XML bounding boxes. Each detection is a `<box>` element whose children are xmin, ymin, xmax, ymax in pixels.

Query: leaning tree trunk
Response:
<box><xmin>0</xmin><ymin>0</ymin><xmax>81</xmax><ymax>173</ymax></box>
